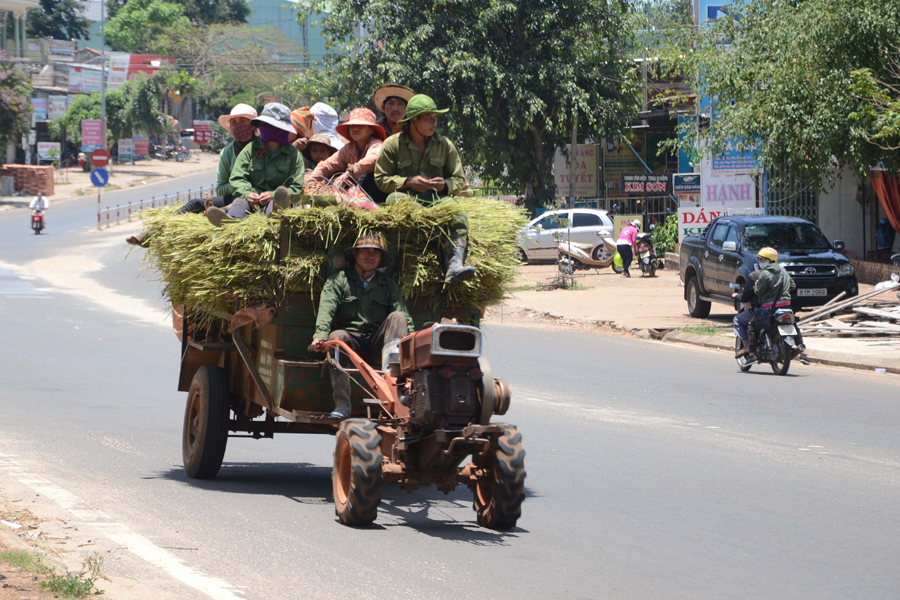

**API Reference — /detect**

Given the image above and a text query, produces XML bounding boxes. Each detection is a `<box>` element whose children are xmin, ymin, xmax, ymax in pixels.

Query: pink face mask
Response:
<box><xmin>230</xmin><ymin>121</ymin><xmax>254</xmax><ymax>142</ymax></box>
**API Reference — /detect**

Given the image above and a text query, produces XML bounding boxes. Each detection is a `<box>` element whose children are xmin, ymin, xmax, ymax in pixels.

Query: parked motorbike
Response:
<box><xmin>31</xmin><ymin>209</ymin><xmax>44</xmax><ymax>235</ymax></box>
<box><xmin>733</xmin><ymin>305</ymin><xmax>801</xmax><ymax>375</ymax></box>
<box><xmin>892</xmin><ymin>252</ymin><xmax>900</xmax><ymax>267</ymax></box>
<box><xmin>557</xmin><ymin>229</ymin><xmax>618</xmax><ymax>274</ymax></box>
<box><xmin>635</xmin><ymin>232</ymin><xmax>662</xmax><ymax>277</ymax></box>
<box><xmin>77</xmin><ymin>151</ymin><xmax>89</xmax><ymax>172</ymax></box>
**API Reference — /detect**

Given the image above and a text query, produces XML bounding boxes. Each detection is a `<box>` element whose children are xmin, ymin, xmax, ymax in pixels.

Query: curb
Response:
<box><xmin>662</xmin><ymin>330</ymin><xmax>900</xmax><ymax>375</ymax></box>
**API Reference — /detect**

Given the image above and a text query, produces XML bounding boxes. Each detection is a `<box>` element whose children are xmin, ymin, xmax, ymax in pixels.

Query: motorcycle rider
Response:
<box><xmin>734</xmin><ymin>247</ymin><xmax>809</xmax><ymax>364</ymax></box>
<box><xmin>29</xmin><ymin>190</ymin><xmax>48</xmax><ymax>229</ymax></box>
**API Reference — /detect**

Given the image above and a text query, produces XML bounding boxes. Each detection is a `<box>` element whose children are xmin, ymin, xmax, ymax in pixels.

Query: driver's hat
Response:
<box><xmin>757</xmin><ymin>247</ymin><xmax>778</xmax><ymax>262</ymax></box>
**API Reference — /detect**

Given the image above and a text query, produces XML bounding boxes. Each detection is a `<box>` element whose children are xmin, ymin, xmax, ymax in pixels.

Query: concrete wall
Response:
<box><xmin>818</xmin><ymin>167</ymin><xmax>866</xmax><ymax>257</ymax></box>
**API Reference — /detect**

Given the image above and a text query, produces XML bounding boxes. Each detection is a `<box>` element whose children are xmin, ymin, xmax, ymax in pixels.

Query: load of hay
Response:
<box><xmin>140</xmin><ymin>197</ymin><xmax>529</xmax><ymax>319</ymax></box>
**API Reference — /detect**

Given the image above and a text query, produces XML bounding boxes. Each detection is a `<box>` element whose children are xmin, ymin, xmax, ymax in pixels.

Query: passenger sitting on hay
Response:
<box><xmin>374</xmin><ymin>94</ymin><xmax>475</xmax><ymax>285</ymax></box>
<box><xmin>311</xmin><ymin>233</ymin><xmax>414</xmax><ymax>419</ymax></box>
<box><xmin>206</xmin><ymin>102</ymin><xmax>305</xmax><ymax>226</ymax></box>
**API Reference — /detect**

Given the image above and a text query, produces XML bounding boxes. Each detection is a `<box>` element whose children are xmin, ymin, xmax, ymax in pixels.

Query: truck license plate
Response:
<box><xmin>798</xmin><ymin>288</ymin><xmax>827</xmax><ymax>297</ymax></box>
<box><xmin>778</xmin><ymin>325</ymin><xmax>797</xmax><ymax>336</ymax></box>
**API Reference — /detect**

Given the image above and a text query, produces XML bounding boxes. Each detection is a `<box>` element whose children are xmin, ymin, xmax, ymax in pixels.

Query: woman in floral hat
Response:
<box><xmin>310</xmin><ymin>107</ymin><xmax>388</xmax><ymax>203</ymax></box>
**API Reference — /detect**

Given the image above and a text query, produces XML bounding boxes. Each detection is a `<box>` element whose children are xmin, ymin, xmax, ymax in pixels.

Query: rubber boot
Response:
<box><xmin>329</xmin><ymin>367</ymin><xmax>352</xmax><ymax>419</ymax></box>
<box><xmin>442</xmin><ymin>239</ymin><xmax>476</xmax><ymax>285</ymax></box>
<box><xmin>273</xmin><ymin>186</ymin><xmax>291</xmax><ymax>212</ymax></box>
<box><xmin>205</xmin><ymin>206</ymin><xmax>234</xmax><ymax>227</ymax></box>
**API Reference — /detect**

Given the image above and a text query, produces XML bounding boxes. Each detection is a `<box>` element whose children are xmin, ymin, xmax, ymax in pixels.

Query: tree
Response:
<box><xmin>104</xmin><ymin>0</ymin><xmax>191</xmax><ymax>53</ymax></box>
<box><xmin>106</xmin><ymin>0</ymin><xmax>249</xmax><ymax>25</ymax></box>
<box><xmin>665</xmin><ymin>0</ymin><xmax>900</xmax><ymax>190</ymax></box>
<box><xmin>276</xmin><ymin>67</ymin><xmax>347</xmax><ymax>112</ymax></box>
<box><xmin>0</xmin><ymin>53</ymin><xmax>31</xmax><ymax>149</ymax></box>
<box><xmin>300</xmin><ymin>0</ymin><xmax>641</xmax><ymax>209</ymax></box>
<box><xmin>849</xmin><ymin>51</ymin><xmax>900</xmax><ymax>152</ymax></box>
<box><xmin>26</xmin><ymin>0</ymin><xmax>90</xmax><ymax>41</ymax></box>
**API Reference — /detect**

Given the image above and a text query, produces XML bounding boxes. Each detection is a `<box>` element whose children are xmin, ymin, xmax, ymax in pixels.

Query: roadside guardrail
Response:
<box><xmin>97</xmin><ymin>184</ymin><xmax>214</xmax><ymax>230</ymax></box>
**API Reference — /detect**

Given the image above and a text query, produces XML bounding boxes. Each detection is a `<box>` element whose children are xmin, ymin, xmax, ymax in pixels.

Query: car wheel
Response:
<box><xmin>518</xmin><ymin>248</ymin><xmax>529</xmax><ymax>264</ymax></box>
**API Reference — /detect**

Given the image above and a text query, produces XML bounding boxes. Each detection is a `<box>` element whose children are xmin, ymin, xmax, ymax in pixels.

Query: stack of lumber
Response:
<box><xmin>799</xmin><ymin>281</ymin><xmax>900</xmax><ymax>337</ymax></box>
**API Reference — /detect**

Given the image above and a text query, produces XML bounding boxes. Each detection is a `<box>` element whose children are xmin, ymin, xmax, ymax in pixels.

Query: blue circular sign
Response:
<box><xmin>90</xmin><ymin>168</ymin><xmax>109</xmax><ymax>187</ymax></box>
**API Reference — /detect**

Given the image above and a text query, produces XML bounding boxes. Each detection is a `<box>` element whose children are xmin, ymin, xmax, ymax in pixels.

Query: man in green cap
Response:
<box><xmin>311</xmin><ymin>233</ymin><xmax>415</xmax><ymax>419</ymax></box>
<box><xmin>374</xmin><ymin>94</ymin><xmax>475</xmax><ymax>285</ymax></box>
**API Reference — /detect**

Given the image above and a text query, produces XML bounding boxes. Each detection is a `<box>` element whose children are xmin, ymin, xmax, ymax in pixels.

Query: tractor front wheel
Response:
<box><xmin>333</xmin><ymin>419</ymin><xmax>383</xmax><ymax>526</ymax></box>
<box><xmin>474</xmin><ymin>424</ymin><xmax>526</xmax><ymax>530</ymax></box>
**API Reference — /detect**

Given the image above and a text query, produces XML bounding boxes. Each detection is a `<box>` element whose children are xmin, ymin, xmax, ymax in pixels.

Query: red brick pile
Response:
<box><xmin>0</xmin><ymin>165</ymin><xmax>55</xmax><ymax>196</ymax></box>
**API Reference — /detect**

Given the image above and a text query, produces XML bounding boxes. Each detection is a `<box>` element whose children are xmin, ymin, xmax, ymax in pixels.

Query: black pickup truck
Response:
<box><xmin>679</xmin><ymin>215</ymin><xmax>859</xmax><ymax>317</ymax></box>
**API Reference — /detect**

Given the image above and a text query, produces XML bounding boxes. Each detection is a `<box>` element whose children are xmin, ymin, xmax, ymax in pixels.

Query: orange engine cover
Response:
<box><xmin>399</xmin><ymin>324</ymin><xmax>482</xmax><ymax>376</ymax></box>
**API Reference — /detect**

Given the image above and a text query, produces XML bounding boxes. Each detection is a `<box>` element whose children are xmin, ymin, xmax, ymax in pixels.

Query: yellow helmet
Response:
<box><xmin>757</xmin><ymin>247</ymin><xmax>778</xmax><ymax>262</ymax></box>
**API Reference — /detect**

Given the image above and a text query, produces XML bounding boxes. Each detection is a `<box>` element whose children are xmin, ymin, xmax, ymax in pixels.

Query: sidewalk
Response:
<box><xmin>486</xmin><ymin>263</ymin><xmax>900</xmax><ymax>375</ymax></box>
<box><xmin>0</xmin><ymin>152</ymin><xmax>219</xmax><ymax>212</ymax></box>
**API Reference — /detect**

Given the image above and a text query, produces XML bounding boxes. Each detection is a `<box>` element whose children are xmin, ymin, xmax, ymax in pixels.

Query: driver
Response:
<box><xmin>312</xmin><ymin>234</ymin><xmax>414</xmax><ymax>419</ymax></box>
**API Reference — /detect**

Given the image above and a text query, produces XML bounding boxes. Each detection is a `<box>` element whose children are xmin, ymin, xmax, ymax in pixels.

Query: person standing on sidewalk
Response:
<box><xmin>617</xmin><ymin>219</ymin><xmax>640</xmax><ymax>278</ymax></box>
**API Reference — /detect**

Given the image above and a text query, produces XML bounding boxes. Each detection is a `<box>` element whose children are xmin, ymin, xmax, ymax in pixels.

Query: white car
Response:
<box><xmin>518</xmin><ymin>208</ymin><xmax>616</xmax><ymax>263</ymax></box>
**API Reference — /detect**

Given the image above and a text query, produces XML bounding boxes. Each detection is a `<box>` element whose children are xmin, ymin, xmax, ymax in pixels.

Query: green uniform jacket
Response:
<box><xmin>754</xmin><ymin>263</ymin><xmax>796</xmax><ymax>307</ymax></box>
<box><xmin>214</xmin><ymin>141</ymin><xmax>242</xmax><ymax>197</ymax></box>
<box><xmin>374</xmin><ymin>131</ymin><xmax>465</xmax><ymax>197</ymax></box>
<box><xmin>314</xmin><ymin>268</ymin><xmax>414</xmax><ymax>340</ymax></box>
<box><xmin>228</xmin><ymin>138</ymin><xmax>305</xmax><ymax>199</ymax></box>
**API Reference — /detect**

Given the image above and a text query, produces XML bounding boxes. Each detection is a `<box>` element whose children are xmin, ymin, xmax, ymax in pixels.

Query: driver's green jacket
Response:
<box><xmin>754</xmin><ymin>263</ymin><xmax>796</xmax><ymax>307</ymax></box>
<box><xmin>229</xmin><ymin>138</ymin><xmax>305</xmax><ymax>199</ymax></box>
<box><xmin>314</xmin><ymin>268</ymin><xmax>414</xmax><ymax>340</ymax></box>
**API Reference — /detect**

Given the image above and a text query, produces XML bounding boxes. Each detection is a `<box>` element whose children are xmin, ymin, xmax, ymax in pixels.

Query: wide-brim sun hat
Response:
<box><xmin>335</xmin><ymin>108</ymin><xmax>386</xmax><ymax>141</ymax></box>
<box><xmin>398</xmin><ymin>94</ymin><xmax>449</xmax><ymax>124</ymax></box>
<box><xmin>301</xmin><ymin>133</ymin><xmax>340</xmax><ymax>162</ymax></box>
<box><xmin>250</xmin><ymin>102</ymin><xmax>295</xmax><ymax>134</ymax></box>
<box><xmin>373</xmin><ymin>84</ymin><xmax>416</xmax><ymax>112</ymax></box>
<box><xmin>218</xmin><ymin>103</ymin><xmax>258</xmax><ymax>128</ymax></box>
<box><xmin>344</xmin><ymin>232</ymin><xmax>389</xmax><ymax>268</ymax></box>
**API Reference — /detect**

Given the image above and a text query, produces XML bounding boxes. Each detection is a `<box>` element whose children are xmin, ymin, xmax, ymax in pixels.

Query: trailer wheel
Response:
<box><xmin>182</xmin><ymin>365</ymin><xmax>230</xmax><ymax>479</ymax></box>
<box><xmin>474</xmin><ymin>424</ymin><xmax>526</xmax><ymax>530</ymax></box>
<box><xmin>333</xmin><ymin>419</ymin><xmax>383</xmax><ymax>526</ymax></box>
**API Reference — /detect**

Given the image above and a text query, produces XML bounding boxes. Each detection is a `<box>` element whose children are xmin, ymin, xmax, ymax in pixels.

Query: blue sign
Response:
<box><xmin>90</xmin><ymin>168</ymin><xmax>109</xmax><ymax>187</ymax></box>
<box><xmin>699</xmin><ymin>0</ymin><xmax>741</xmax><ymax>26</ymax></box>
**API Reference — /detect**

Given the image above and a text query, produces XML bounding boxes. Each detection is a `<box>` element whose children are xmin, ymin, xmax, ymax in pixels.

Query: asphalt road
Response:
<box><xmin>1</xmin><ymin>176</ymin><xmax>899</xmax><ymax>599</ymax></box>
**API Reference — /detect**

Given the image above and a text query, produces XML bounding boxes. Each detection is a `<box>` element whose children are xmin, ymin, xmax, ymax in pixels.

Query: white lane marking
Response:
<box><xmin>0</xmin><ymin>452</ymin><xmax>243</xmax><ymax>600</ymax></box>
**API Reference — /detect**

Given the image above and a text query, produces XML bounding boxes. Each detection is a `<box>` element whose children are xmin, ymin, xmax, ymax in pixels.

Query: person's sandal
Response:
<box><xmin>126</xmin><ymin>233</ymin><xmax>149</xmax><ymax>247</ymax></box>
<box><xmin>205</xmin><ymin>206</ymin><xmax>234</xmax><ymax>227</ymax></box>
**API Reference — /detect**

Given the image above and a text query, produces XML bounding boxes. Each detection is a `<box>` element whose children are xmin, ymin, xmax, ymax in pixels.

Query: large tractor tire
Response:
<box><xmin>474</xmin><ymin>424</ymin><xmax>526</xmax><ymax>530</ymax></box>
<box><xmin>333</xmin><ymin>419</ymin><xmax>383</xmax><ymax>526</ymax></box>
<box><xmin>182</xmin><ymin>365</ymin><xmax>230</xmax><ymax>479</ymax></box>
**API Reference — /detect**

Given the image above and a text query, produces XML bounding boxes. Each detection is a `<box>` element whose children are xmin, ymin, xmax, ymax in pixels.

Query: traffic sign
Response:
<box><xmin>90</xmin><ymin>148</ymin><xmax>110</xmax><ymax>168</ymax></box>
<box><xmin>90</xmin><ymin>168</ymin><xmax>109</xmax><ymax>187</ymax></box>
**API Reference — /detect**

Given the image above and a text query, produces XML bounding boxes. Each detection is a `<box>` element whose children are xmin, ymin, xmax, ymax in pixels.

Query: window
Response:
<box><xmin>709</xmin><ymin>224</ymin><xmax>730</xmax><ymax>249</ymax></box>
<box><xmin>534</xmin><ymin>214</ymin><xmax>561</xmax><ymax>230</ymax></box>
<box><xmin>742</xmin><ymin>223</ymin><xmax>829</xmax><ymax>251</ymax></box>
<box><xmin>724</xmin><ymin>226</ymin><xmax>740</xmax><ymax>247</ymax></box>
<box><xmin>572</xmin><ymin>212</ymin><xmax>602</xmax><ymax>228</ymax></box>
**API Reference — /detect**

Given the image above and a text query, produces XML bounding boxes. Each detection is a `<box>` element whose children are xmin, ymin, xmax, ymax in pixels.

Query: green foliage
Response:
<box><xmin>0</xmin><ymin>58</ymin><xmax>32</xmax><ymax>149</ymax></box>
<box><xmin>107</xmin><ymin>0</ymin><xmax>249</xmax><ymax>25</ymax></box>
<box><xmin>651</xmin><ymin>214</ymin><xmax>677</xmax><ymax>254</ymax></box>
<box><xmin>680</xmin><ymin>324</ymin><xmax>721</xmax><ymax>336</ymax></box>
<box><xmin>277</xmin><ymin>67</ymin><xmax>348</xmax><ymax>113</ymax></box>
<box><xmin>49</xmin><ymin>73</ymin><xmax>165</xmax><ymax>144</ymax></box>
<box><xmin>26</xmin><ymin>0</ymin><xmax>90</xmax><ymax>40</ymax></box>
<box><xmin>41</xmin><ymin>553</ymin><xmax>105</xmax><ymax>598</ymax></box>
<box><xmin>849</xmin><ymin>62</ymin><xmax>900</xmax><ymax>151</ymax></box>
<box><xmin>663</xmin><ymin>0</ymin><xmax>900</xmax><ymax>190</ymax></box>
<box><xmin>0</xmin><ymin>550</ymin><xmax>49</xmax><ymax>572</ymax></box>
<box><xmin>299</xmin><ymin>0</ymin><xmax>641</xmax><ymax>211</ymax></box>
<box><xmin>105</xmin><ymin>0</ymin><xmax>190</xmax><ymax>53</ymax></box>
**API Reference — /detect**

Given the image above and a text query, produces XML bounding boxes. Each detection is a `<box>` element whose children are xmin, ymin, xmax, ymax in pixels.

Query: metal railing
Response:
<box><xmin>97</xmin><ymin>185</ymin><xmax>215</xmax><ymax>230</ymax></box>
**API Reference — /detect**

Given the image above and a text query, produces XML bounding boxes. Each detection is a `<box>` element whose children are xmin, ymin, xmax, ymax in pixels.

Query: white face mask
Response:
<box><xmin>757</xmin><ymin>258</ymin><xmax>770</xmax><ymax>267</ymax></box>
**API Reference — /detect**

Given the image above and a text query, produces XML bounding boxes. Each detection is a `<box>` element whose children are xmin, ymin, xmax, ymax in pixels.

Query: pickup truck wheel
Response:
<box><xmin>687</xmin><ymin>277</ymin><xmax>711</xmax><ymax>318</ymax></box>
<box><xmin>333</xmin><ymin>419</ymin><xmax>383</xmax><ymax>526</ymax></box>
<box><xmin>474</xmin><ymin>424</ymin><xmax>526</xmax><ymax>530</ymax></box>
<box><xmin>518</xmin><ymin>248</ymin><xmax>529</xmax><ymax>264</ymax></box>
<box><xmin>183</xmin><ymin>365</ymin><xmax>230</xmax><ymax>479</ymax></box>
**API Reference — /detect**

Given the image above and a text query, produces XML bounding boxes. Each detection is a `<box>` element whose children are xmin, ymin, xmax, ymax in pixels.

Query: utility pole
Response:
<box><xmin>100</xmin><ymin>0</ymin><xmax>107</xmax><ymax>152</ymax></box>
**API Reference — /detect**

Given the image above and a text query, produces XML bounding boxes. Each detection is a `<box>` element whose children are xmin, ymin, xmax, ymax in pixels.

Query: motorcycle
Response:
<box><xmin>77</xmin><ymin>151</ymin><xmax>89</xmax><ymax>172</ymax></box>
<box><xmin>892</xmin><ymin>252</ymin><xmax>900</xmax><ymax>267</ymax></box>
<box><xmin>733</xmin><ymin>304</ymin><xmax>801</xmax><ymax>375</ymax></box>
<box><xmin>635</xmin><ymin>232</ymin><xmax>662</xmax><ymax>277</ymax></box>
<box><xmin>31</xmin><ymin>209</ymin><xmax>44</xmax><ymax>235</ymax></box>
<box><xmin>557</xmin><ymin>230</ymin><xmax>618</xmax><ymax>274</ymax></box>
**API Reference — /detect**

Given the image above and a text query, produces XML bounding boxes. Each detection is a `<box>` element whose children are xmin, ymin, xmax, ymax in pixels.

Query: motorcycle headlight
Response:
<box><xmin>838</xmin><ymin>263</ymin><xmax>854</xmax><ymax>276</ymax></box>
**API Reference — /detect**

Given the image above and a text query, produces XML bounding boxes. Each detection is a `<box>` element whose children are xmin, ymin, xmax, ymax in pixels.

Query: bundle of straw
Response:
<box><xmin>141</xmin><ymin>197</ymin><xmax>528</xmax><ymax>318</ymax></box>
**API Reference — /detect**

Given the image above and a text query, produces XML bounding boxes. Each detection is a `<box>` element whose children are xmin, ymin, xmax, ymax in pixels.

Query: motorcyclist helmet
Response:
<box><xmin>631</xmin><ymin>219</ymin><xmax>642</xmax><ymax>230</ymax></box>
<box><xmin>879</xmin><ymin>217</ymin><xmax>890</xmax><ymax>226</ymax></box>
<box><xmin>757</xmin><ymin>247</ymin><xmax>778</xmax><ymax>263</ymax></box>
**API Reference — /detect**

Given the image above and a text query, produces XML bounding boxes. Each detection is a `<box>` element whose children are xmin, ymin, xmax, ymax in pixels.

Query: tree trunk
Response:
<box><xmin>523</xmin><ymin>125</ymin><xmax>552</xmax><ymax>213</ymax></box>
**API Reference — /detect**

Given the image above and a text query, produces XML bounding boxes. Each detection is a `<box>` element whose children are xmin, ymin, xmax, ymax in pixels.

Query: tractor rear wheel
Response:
<box><xmin>182</xmin><ymin>365</ymin><xmax>230</xmax><ymax>479</ymax></box>
<box><xmin>333</xmin><ymin>419</ymin><xmax>383</xmax><ymax>526</ymax></box>
<box><xmin>474</xmin><ymin>424</ymin><xmax>526</xmax><ymax>530</ymax></box>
